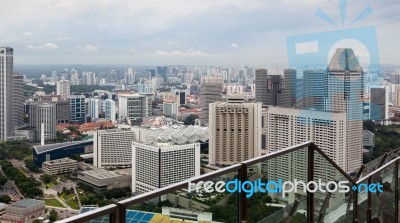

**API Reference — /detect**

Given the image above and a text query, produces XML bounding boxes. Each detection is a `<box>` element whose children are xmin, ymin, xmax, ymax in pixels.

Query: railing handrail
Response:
<box><xmin>55</xmin><ymin>204</ymin><xmax>117</xmax><ymax>223</ymax></box>
<box><xmin>242</xmin><ymin>141</ymin><xmax>313</xmax><ymax>166</ymax></box>
<box><xmin>357</xmin><ymin>155</ymin><xmax>400</xmax><ymax>184</ymax></box>
<box><xmin>118</xmin><ymin>163</ymin><xmax>242</xmax><ymax>206</ymax></box>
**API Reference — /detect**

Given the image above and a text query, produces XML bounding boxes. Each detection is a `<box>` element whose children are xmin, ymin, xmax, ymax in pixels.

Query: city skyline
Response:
<box><xmin>0</xmin><ymin>0</ymin><xmax>399</xmax><ymax>66</ymax></box>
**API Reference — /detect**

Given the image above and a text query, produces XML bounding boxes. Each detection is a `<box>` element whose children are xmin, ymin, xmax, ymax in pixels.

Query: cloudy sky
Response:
<box><xmin>1</xmin><ymin>0</ymin><xmax>399</xmax><ymax>66</ymax></box>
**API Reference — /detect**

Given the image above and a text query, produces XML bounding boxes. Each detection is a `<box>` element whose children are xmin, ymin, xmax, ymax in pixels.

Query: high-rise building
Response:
<box><xmin>255</xmin><ymin>69</ymin><xmax>297</xmax><ymax>108</ymax></box>
<box><xmin>264</xmin><ymin>106</ymin><xmax>347</xmax><ymax>203</ymax></box>
<box><xmin>370</xmin><ymin>87</ymin><xmax>388</xmax><ymax>121</ymax></box>
<box><xmin>0</xmin><ymin>47</ymin><xmax>14</xmax><ymax>140</ymax></box>
<box><xmin>390</xmin><ymin>73</ymin><xmax>400</xmax><ymax>84</ymax></box>
<box><xmin>302</xmin><ymin>70</ymin><xmax>325</xmax><ymax>110</ymax></box>
<box><xmin>163</xmin><ymin>102</ymin><xmax>178</xmax><ymax>117</ymax></box>
<box><xmin>93</xmin><ymin>129</ymin><xmax>135</xmax><ymax>168</ymax></box>
<box><xmin>157</xmin><ymin>66</ymin><xmax>168</xmax><ymax>82</ymax></box>
<box><xmin>132</xmin><ymin>142</ymin><xmax>200</xmax><ymax>193</ymax></box>
<box><xmin>199</xmin><ymin>76</ymin><xmax>223</xmax><ymax>122</ymax></box>
<box><xmin>209</xmin><ymin>102</ymin><xmax>262</xmax><ymax>165</ymax></box>
<box><xmin>103</xmin><ymin>99</ymin><xmax>116</xmax><ymax>123</ymax></box>
<box><xmin>13</xmin><ymin>74</ymin><xmax>25</xmax><ymax>128</ymax></box>
<box><xmin>88</xmin><ymin>97</ymin><xmax>100</xmax><ymax>119</ymax></box>
<box><xmin>173</xmin><ymin>88</ymin><xmax>189</xmax><ymax>105</ymax></box>
<box><xmin>126</xmin><ymin>68</ymin><xmax>135</xmax><ymax>84</ymax></box>
<box><xmin>29</xmin><ymin>102</ymin><xmax>57</xmax><ymax>141</ymax></box>
<box><xmin>68</xmin><ymin>95</ymin><xmax>86</xmax><ymax>123</ymax></box>
<box><xmin>56</xmin><ymin>80</ymin><xmax>70</xmax><ymax>100</ymax></box>
<box><xmin>56</xmin><ymin>100</ymin><xmax>70</xmax><ymax>124</ymax></box>
<box><xmin>325</xmin><ymin>48</ymin><xmax>364</xmax><ymax>172</ymax></box>
<box><xmin>84</xmin><ymin>72</ymin><xmax>96</xmax><ymax>85</ymax></box>
<box><xmin>118</xmin><ymin>94</ymin><xmax>151</xmax><ymax>122</ymax></box>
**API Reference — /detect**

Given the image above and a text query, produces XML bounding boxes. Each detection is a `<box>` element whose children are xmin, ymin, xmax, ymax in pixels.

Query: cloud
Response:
<box><xmin>76</xmin><ymin>44</ymin><xmax>98</xmax><ymax>51</ymax></box>
<box><xmin>26</xmin><ymin>43</ymin><xmax>59</xmax><ymax>50</ymax></box>
<box><xmin>155</xmin><ymin>49</ymin><xmax>209</xmax><ymax>56</ymax></box>
<box><xmin>23</xmin><ymin>32</ymin><xmax>34</xmax><ymax>36</ymax></box>
<box><xmin>230</xmin><ymin>43</ymin><xmax>239</xmax><ymax>48</ymax></box>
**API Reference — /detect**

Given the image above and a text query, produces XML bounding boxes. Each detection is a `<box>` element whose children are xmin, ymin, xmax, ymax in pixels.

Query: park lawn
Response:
<box><xmin>43</xmin><ymin>198</ymin><xmax>65</xmax><ymax>208</ymax></box>
<box><xmin>61</xmin><ymin>194</ymin><xmax>80</xmax><ymax>210</ymax></box>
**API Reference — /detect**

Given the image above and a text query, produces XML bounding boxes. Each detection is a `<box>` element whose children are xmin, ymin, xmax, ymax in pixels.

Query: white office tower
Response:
<box><xmin>103</xmin><ymin>99</ymin><xmax>116</xmax><ymax>123</ymax></box>
<box><xmin>118</xmin><ymin>94</ymin><xmax>151</xmax><ymax>122</ymax></box>
<box><xmin>326</xmin><ymin>48</ymin><xmax>364</xmax><ymax>173</ymax></box>
<box><xmin>132</xmin><ymin>142</ymin><xmax>200</xmax><ymax>193</ymax></box>
<box><xmin>93</xmin><ymin>129</ymin><xmax>135</xmax><ymax>168</ymax></box>
<box><xmin>56</xmin><ymin>79</ymin><xmax>71</xmax><ymax>100</ymax></box>
<box><xmin>88</xmin><ymin>97</ymin><xmax>100</xmax><ymax>119</ymax></box>
<box><xmin>0</xmin><ymin>47</ymin><xmax>14</xmax><ymax>141</ymax></box>
<box><xmin>71</xmin><ymin>69</ymin><xmax>79</xmax><ymax>85</ymax></box>
<box><xmin>51</xmin><ymin>71</ymin><xmax>58</xmax><ymax>83</ymax></box>
<box><xmin>163</xmin><ymin>102</ymin><xmax>178</xmax><ymax>117</ymax></box>
<box><xmin>30</xmin><ymin>102</ymin><xmax>57</xmax><ymax>141</ymax></box>
<box><xmin>84</xmin><ymin>72</ymin><xmax>96</xmax><ymax>85</ymax></box>
<box><xmin>265</xmin><ymin>106</ymin><xmax>347</xmax><ymax>203</ymax></box>
<box><xmin>209</xmin><ymin>102</ymin><xmax>262</xmax><ymax>165</ymax></box>
<box><xmin>199</xmin><ymin>76</ymin><xmax>223</xmax><ymax>123</ymax></box>
<box><xmin>126</xmin><ymin>68</ymin><xmax>135</xmax><ymax>84</ymax></box>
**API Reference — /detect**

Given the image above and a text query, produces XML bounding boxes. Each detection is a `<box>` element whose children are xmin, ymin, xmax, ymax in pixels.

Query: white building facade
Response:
<box><xmin>132</xmin><ymin>142</ymin><xmax>200</xmax><ymax>193</ymax></box>
<box><xmin>93</xmin><ymin>129</ymin><xmax>135</xmax><ymax>168</ymax></box>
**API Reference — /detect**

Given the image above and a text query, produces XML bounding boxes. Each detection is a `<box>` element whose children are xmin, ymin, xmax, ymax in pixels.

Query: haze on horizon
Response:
<box><xmin>1</xmin><ymin>0</ymin><xmax>399</xmax><ymax>66</ymax></box>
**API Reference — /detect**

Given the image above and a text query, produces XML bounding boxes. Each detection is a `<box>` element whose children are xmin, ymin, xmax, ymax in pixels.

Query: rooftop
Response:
<box><xmin>33</xmin><ymin>140</ymin><xmax>93</xmax><ymax>154</ymax></box>
<box><xmin>80</xmin><ymin>169</ymin><xmax>122</xmax><ymax>180</ymax></box>
<box><xmin>43</xmin><ymin>157</ymin><xmax>77</xmax><ymax>165</ymax></box>
<box><xmin>9</xmin><ymin>199</ymin><xmax>44</xmax><ymax>208</ymax></box>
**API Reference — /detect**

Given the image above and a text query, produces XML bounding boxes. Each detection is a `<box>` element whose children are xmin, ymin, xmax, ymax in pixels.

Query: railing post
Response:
<box><xmin>307</xmin><ymin>145</ymin><xmax>314</xmax><ymax>223</ymax></box>
<box><xmin>239</xmin><ymin>163</ymin><xmax>247</xmax><ymax>222</ymax></box>
<box><xmin>367</xmin><ymin>177</ymin><xmax>371</xmax><ymax>223</ymax></box>
<box><xmin>353</xmin><ymin>188</ymin><xmax>358</xmax><ymax>223</ymax></box>
<box><xmin>395</xmin><ymin>160</ymin><xmax>399</xmax><ymax>223</ymax></box>
<box><xmin>117</xmin><ymin>203</ymin><xmax>126</xmax><ymax>223</ymax></box>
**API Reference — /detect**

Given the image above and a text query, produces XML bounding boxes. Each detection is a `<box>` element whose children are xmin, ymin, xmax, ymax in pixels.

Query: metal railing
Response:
<box><xmin>56</xmin><ymin>142</ymin><xmax>400</xmax><ymax>223</ymax></box>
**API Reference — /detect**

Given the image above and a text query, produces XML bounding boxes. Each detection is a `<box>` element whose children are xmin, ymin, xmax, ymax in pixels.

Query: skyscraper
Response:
<box><xmin>103</xmin><ymin>99</ymin><xmax>116</xmax><ymax>123</ymax></box>
<box><xmin>56</xmin><ymin>79</ymin><xmax>70</xmax><ymax>100</ymax></box>
<box><xmin>126</xmin><ymin>68</ymin><xmax>135</xmax><ymax>85</ymax></box>
<box><xmin>88</xmin><ymin>97</ymin><xmax>100</xmax><ymax>119</ymax></box>
<box><xmin>199</xmin><ymin>76</ymin><xmax>223</xmax><ymax>123</ymax></box>
<box><xmin>13</xmin><ymin>74</ymin><xmax>25</xmax><ymax>128</ymax></box>
<box><xmin>29</xmin><ymin>102</ymin><xmax>57</xmax><ymax>141</ymax></box>
<box><xmin>302</xmin><ymin>70</ymin><xmax>325</xmax><ymax>110</ymax></box>
<box><xmin>0</xmin><ymin>47</ymin><xmax>14</xmax><ymax>140</ymax></box>
<box><xmin>118</xmin><ymin>94</ymin><xmax>151</xmax><ymax>122</ymax></box>
<box><xmin>68</xmin><ymin>95</ymin><xmax>86</xmax><ymax>123</ymax></box>
<box><xmin>209</xmin><ymin>102</ymin><xmax>262</xmax><ymax>165</ymax></box>
<box><xmin>255</xmin><ymin>69</ymin><xmax>297</xmax><ymax>108</ymax></box>
<box><xmin>370</xmin><ymin>87</ymin><xmax>388</xmax><ymax>121</ymax></box>
<box><xmin>326</xmin><ymin>48</ymin><xmax>364</xmax><ymax>172</ymax></box>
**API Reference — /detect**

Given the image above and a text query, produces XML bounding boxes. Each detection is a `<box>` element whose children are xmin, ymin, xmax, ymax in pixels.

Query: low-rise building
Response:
<box><xmin>1</xmin><ymin>199</ymin><xmax>45</xmax><ymax>223</ymax></box>
<box><xmin>77</xmin><ymin>169</ymin><xmax>131</xmax><ymax>193</ymax></box>
<box><xmin>42</xmin><ymin>157</ymin><xmax>78</xmax><ymax>175</ymax></box>
<box><xmin>363</xmin><ymin>130</ymin><xmax>375</xmax><ymax>155</ymax></box>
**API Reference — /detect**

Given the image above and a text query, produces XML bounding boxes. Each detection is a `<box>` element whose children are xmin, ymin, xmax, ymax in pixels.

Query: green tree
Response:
<box><xmin>25</xmin><ymin>159</ymin><xmax>40</xmax><ymax>172</ymax></box>
<box><xmin>184</xmin><ymin>114</ymin><xmax>199</xmax><ymax>125</ymax></box>
<box><xmin>0</xmin><ymin>175</ymin><xmax>7</xmax><ymax>186</ymax></box>
<box><xmin>41</xmin><ymin>174</ymin><xmax>53</xmax><ymax>184</ymax></box>
<box><xmin>49</xmin><ymin>209</ymin><xmax>58</xmax><ymax>222</ymax></box>
<box><xmin>0</xmin><ymin>194</ymin><xmax>11</xmax><ymax>203</ymax></box>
